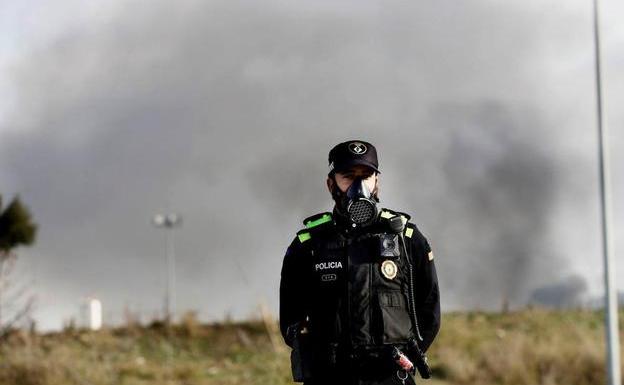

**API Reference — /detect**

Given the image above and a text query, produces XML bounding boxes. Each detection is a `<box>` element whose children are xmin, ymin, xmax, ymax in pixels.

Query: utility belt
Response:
<box><xmin>349</xmin><ymin>346</ymin><xmax>399</xmax><ymax>381</ymax></box>
<box><xmin>291</xmin><ymin>334</ymin><xmax>431</xmax><ymax>383</ymax></box>
<box><xmin>349</xmin><ymin>344</ymin><xmax>398</xmax><ymax>363</ymax></box>
<box><xmin>349</xmin><ymin>341</ymin><xmax>431</xmax><ymax>380</ymax></box>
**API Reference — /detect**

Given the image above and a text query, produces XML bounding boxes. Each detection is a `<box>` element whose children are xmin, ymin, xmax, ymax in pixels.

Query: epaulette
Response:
<box><xmin>404</xmin><ymin>222</ymin><xmax>416</xmax><ymax>239</ymax></box>
<box><xmin>378</xmin><ymin>208</ymin><xmax>415</xmax><ymax>238</ymax></box>
<box><xmin>297</xmin><ymin>212</ymin><xmax>334</xmax><ymax>243</ymax></box>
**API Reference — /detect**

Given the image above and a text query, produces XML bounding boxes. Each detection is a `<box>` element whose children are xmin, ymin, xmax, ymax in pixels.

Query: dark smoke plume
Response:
<box><xmin>1</xmin><ymin>0</ymin><xmax>620</xmax><ymax>328</ymax></box>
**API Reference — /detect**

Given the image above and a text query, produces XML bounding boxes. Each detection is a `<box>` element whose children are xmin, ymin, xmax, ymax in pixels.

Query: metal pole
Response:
<box><xmin>153</xmin><ymin>213</ymin><xmax>181</xmax><ymax>324</ymax></box>
<box><xmin>592</xmin><ymin>1</ymin><xmax>621</xmax><ymax>384</ymax></box>
<box><xmin>168</xmin><ymin>228</ymin><xmax>176</xmax><ymax>323</ymax></box>
<box><xmin>164</xmin><ymin>230</ymin><xmax>170</xmax><ymax>323</ymax></box>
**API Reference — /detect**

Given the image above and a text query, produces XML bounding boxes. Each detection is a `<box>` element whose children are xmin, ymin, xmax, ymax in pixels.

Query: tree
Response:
<box><xmin>0</xmin><ymin>194</ymin><xmax>38</xmax><ymax>335</ymax></box>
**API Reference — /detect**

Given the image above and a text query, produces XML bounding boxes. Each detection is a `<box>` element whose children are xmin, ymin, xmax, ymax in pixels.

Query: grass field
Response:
<box><xmin>0</xmin><ymin>308</ymin><xmax>621</xmax><ymax>385</ymax></box>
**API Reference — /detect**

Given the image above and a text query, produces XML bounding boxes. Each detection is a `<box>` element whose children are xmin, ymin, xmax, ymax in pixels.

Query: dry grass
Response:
<box><xmin>0</xmin><ymin>308</ymin><xmax>620</xmax><ymax>385</ymax></box>
<box><xmin>429</xmin><ymin>307</ymin><xmax>617</xmax><ymax>385</ymax></box>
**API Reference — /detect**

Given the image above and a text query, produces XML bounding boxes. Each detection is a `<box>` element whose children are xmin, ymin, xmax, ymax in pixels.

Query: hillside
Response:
<box><xmin>0</xmin><ymin>308</ymin><xmax>620</xmax><ymax>385</ymax></box>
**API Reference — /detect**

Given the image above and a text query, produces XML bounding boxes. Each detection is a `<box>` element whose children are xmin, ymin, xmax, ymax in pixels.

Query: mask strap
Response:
<box><xmin>329</xmin><ymin>175</ymin><xmax>342</xmax><ymax>201</ymax></box>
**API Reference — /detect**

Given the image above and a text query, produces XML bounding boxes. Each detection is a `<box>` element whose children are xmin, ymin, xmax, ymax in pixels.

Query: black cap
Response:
<box><xmin>328</xmin><ymin>140</ymin><xmax>380</xmax><ymax>175</ymax></box>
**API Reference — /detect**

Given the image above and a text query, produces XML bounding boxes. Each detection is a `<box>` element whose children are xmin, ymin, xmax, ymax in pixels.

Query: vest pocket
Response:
<box><xmin>377</xmin><ymin>290</ymin><xmax>412</xmax><ymax>344</ymax></box>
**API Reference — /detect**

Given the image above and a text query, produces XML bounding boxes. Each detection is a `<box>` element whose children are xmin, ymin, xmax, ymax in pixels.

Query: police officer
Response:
<box><xmin>280</xmin><ymin>140</ymin><xmax>440</xmax><ymax>385</ymax></box>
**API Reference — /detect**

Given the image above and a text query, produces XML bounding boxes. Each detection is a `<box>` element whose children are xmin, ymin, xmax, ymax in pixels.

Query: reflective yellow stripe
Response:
<box><xmin>298</xmin><ymin>232</ymin><xmax>311</xmax><ymax>243</ymax></box>
<box><xmin>405</xmin><ymin>227</ymin><xmax>414</xmax><ymax>238</ymax></box>
<box><xmin>305</xmin><ymin>214</ymin><xmax>332</xmax><ymax>228</ymax></box>
<box><xmin>380</xmin><ymin>210</ymin><xmax>394</xmax><ymax>219</ymax></box>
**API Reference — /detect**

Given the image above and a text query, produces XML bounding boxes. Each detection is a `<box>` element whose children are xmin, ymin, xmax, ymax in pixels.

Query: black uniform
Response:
<box><xmin>280</xmin><ymin>207</ymin><xmax>441</xmax><ymax>385</ymax></box>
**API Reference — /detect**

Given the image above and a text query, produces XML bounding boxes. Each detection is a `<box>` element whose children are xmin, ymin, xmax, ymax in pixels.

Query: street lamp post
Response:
<box><xmin>152</xmin><ymin>213</ymin><xmax>182</xmax><ymax>324</ymax></box>
<box><xmin>592</xmin><ymin>1</ymin><xmax>621</xmax><ymax>385</ymax></box>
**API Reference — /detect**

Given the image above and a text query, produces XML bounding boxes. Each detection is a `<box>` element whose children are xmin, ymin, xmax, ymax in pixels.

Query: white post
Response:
<box><xmin>592</xmin><ymin>1</ymin><xmax>621</xmax><ymax>385</ymax></box>
<box><xmin>90</xmin><ymin>299</ymin><xmax>102</xmax><ymax>330</ymax></box>
<box><xmin>81</xmin><ymin>298</ymin><xmax>102</xmax><ymax>330</ymax></box>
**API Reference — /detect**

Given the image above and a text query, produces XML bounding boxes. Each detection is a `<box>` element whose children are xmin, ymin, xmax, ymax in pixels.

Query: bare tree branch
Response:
<box><xmin>0</xmin><ymin>295</ymin><xmax>35</xmax><ymax>339</ymax></box>
<box><xmin>0</xmin><ymin>194</ymin><xmax>38</xmax><ymax>333</ymax></box>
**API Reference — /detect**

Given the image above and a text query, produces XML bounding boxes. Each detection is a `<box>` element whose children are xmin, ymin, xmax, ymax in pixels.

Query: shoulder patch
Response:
<box><xmin>405</xmin><ymin>222</ymin><xmax>425</xmax><ymax>239</ymax></box>
<box><xmin>394</xmin><ymin>210</ymin><xmax>411</xmax><ymax>222</ymax></box>
<box><xmin>380</xmin><ymin>209</ymin><xmax>395</xmax><ymax>219</ymax></box>
<box><xmin>303</xmin><ymin>212</ymin><xmax>333</xmax><ymax>229</ymax></box>
<box><xmin>380</xmin><ymin>208</ymin><xmax>411</xmax><ymax>229</ymax></box>
<box><xmin>379</xmin><ymin>208</ymin><xmax>411</xmax><ymax>220</ymax></box>
<box><xmin>295</xmin><ymin>212</ymin><xmax>334</xmax><ymax>244</ymax></box>
<box><xmin>297</xmin><ymin>229</ymin><xmax>312</xmax><ymax>243</ymax></box>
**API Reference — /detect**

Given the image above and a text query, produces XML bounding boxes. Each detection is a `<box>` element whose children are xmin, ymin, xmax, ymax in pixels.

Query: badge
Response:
<box><xmin>381</xmin><ymin>260</ymin><xmax>398</xmax><ymax>280</ymax></box>
<box><xmin>348</xmin><ymin>142</ymin><xmax>367</xmax><ymax>155</ymax></box>
<box><xmin>428</xmin><ymin>251</ymin><xmax>434</xmax><ymax>261</ymax></box>
<box><xmin>321</xmin><ymin>274</ymin><xmax>337</xmax><ymax>282</ymax></box>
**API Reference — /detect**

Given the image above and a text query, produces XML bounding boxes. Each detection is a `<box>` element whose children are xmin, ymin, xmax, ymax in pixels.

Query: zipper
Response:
<box><xmin>369</xmin><ymin>241</ymin><xmax>374</xmax><ymax>345</ymax></box>
<box><xmin>343</xmin><ymin>234</ymin><xmax>353</xmax><ymax>351</ymax></box>
<box><xmin>401</xmin><ymin>233</ymin><xmax>423</xmax><ymax>342</ymax></box>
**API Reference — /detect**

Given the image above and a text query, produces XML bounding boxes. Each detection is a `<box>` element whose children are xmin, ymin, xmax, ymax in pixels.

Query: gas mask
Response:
<box><xmin>332</xmin><ymin>176</ymin><xmax>379</xmax><ymax>228</ymax></box>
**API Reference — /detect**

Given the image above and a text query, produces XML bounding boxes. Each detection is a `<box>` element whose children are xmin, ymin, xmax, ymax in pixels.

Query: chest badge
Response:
<box><xmin>381</xmin><ymin>260</ymin><xmax>398</xmax><ymax>280</ymax></box>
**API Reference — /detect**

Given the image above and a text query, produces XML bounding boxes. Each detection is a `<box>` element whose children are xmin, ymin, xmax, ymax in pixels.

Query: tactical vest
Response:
<box><xmin>296</xmin><ymin>209</ymin><xmax>418</xmax><ymax>358</ymax></box>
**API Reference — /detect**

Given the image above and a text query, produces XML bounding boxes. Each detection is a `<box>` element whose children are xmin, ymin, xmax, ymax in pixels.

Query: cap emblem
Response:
<box><xmin>349</xmin><ymin>142</ymin><xmax>368</xmax><ymax>155</ymax></box>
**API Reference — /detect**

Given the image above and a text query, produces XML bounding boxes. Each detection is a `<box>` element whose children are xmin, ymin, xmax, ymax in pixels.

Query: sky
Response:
<box><xmin>1</xmin><ymin>0</ymin><xmax>623</xmax><ymax>331</ymax></box>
